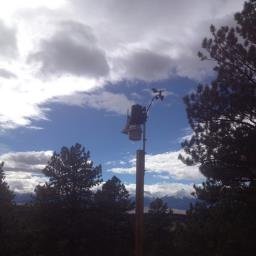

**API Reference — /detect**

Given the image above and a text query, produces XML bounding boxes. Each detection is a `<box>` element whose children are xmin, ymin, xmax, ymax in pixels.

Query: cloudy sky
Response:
<box><xmin>0</xmin><ymin>0</ymin><xmax>245</xmax><ymax>197</ymax></box>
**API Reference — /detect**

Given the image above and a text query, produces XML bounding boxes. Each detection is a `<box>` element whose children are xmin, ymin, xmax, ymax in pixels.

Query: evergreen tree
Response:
<box><xmin>148</xmin><ymin>197</ymin><xmax>170</xmax><ymax>215</ymax></box>
<box><xmin>34</xmin><ymin>143</ymin><xmax>102</xmax><ymax>256</ymax></box>
<box><xmin>93</xmin><ymin>176</ymin><xmax>134</xmax><ymax>256</ymax></box>
<box><xmin>35</xmin><ymin>143</ymin><xmax>102</xmax><ymax>208</ymax></box>
<box><xmin>180</xmin><ymin>0</ymin><xmax>256</xmax><ymax>186</ymax></box>
<box><xmin>145</xmin><ymin>198</ymin><xmax>174</xmax><ymax>256</ymax></box>
<box><xmin>0</xmin><ymin>162</ymin><xmax>14</xmax><ymax>207</ymax></box>
<box><xmin>95</xmin><ymin>175</ymin><xmax>133</xmax><ymax>212</ymax></box>
<box><xmin>175</xmin><ymin>2</ymin><xmax>256</xmax><ymax>255</ymax></box>
<box><xmin>175</xmin><ymin>194</ymin><xmax>256</xmax><ymax>256</ymax></box>
<box><xmin>0</xmin><ymin>162</ymin><xmax>14</xmax><ymax>255</ymax></box>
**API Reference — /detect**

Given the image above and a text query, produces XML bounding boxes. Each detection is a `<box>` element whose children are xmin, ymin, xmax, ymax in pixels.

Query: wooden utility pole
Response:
<box><xmin>122</xmin><ymin>90</ymin><xmax>164</xmax><ymax>256</ymax></box>
<box><xmin>135</xmin><ymin>149</ymin><xmax>145</xmax><ymax>256</ymax></box>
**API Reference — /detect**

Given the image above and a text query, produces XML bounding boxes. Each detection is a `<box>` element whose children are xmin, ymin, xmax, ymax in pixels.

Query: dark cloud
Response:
<box><xmin>28</xmin><ymin>21</ymin><xmax>109</xmax><ymax>78</ymax></box>
<box><xmin>117</xmin><ymin>46</ymin><xmax>214</xmax><ymax>81</ymax></box>
<box><xmin>69</xmin><ymin>0</ymin><xmax>244</xmax><ymax>81</ymax></box>
<box><xmin>71</xmin><ymin>0</ymin><xmax>244</xmax><ymax>43</ymax></box>
<box><xmin>0</xmin><ymin>20</ymin><xmax>17</xmax><ymax>58</ymax></box>
<box><xmin>0</xmin><ymin>68</ymin><xmax>17</xmax><ymax>79</ymax></box>
<box><xmin>120</xmin><ymin>50</ymin><xmax>173</xmax><ymax>81</ymax></box>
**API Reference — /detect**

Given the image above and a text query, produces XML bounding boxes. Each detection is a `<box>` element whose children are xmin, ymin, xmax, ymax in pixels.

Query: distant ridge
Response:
<box><xmin>132</xmin><ymin>195</ymin><xmax>196</xmax><ymax>210</ymax></box>
<box><xmin>15</xmin><ymin>193</ymin><xmax>197</xmax><ymax>210</ymax></box>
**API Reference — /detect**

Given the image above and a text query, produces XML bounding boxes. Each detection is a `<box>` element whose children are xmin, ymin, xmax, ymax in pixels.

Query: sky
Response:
<box><xmin>0</xmin><ymin>0</ymin><xmax>245</xmax><ymax>198</ymax></box>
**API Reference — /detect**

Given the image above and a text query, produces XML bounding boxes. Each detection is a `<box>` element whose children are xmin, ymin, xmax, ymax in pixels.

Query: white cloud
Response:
<box><xmin>0</xmin><ymin>68</ymin><xmax>17</xmax><ymax>79</ymax></box>
<box><xmin>0</xmin><ymin>150</ymin><xmax>52</xmax><ymax>193</ymax></box>
<box><xmin>109</xmin><ymin>150</ymin><xmax>204</xmax><ymax>181</ymax></box>
<box><xmin>0</xmin><ymin>20</ymin><xmax>17</xmax><ymax>58</ymax></box>
<box><xmin>153</xmin><ymin>174</ymin><xmax>170</xmax><ymax>180</ymax></box>
<box><xmin>53</xmin><ymin>91</ymin><xmax>135</xmax><ymax>115</ymax></box>
<box><xmin>125</xmin><ymin>182</ymin><xmax>195</xmax><ymax>198</ymax></box>
<box><xmin>146</xmin><ymin>151</ymin><xmax>202</xmax><ymax>180</ymax></box>
<box><xmin>0</xmin><ymin>149</ymin><xmax>200</xmax><ymax>195</ymax></box>
<box><xmin>0</xmin><ymin>74</ymin><xmax>99</xmax><ymax>129</ymax></box>
<box><xmin>6</xmin><ymin>171</ymin><xmax>47</xmax><ymax>193</ymax></box>
<box><xmin>177</xmin><ymin>127</ymin><xmax>193</xmax><ymax>143</ymax></box>
<box><xmin>0</xmin><ymin>0</ymin><xmax>245</xmax><ymax>129</ymax></box>
<box><xmin>0</xmin><ymin>150</ymin><xmax>52</xmax><ymax>173</ymax></box>
<box><xmin>110</xmin><ymin>166</ymin><xmax>135</xmax><ymax>175</ymax></box>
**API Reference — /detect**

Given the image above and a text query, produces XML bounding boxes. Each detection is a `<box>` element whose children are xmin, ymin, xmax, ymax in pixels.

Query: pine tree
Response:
<box><xmin>145</xmin><ymin>198</ymin><xmax>174</xmax><ymax>256</ymax></box>
<box><xmin>0</xmin><ymin>162</ymin><xmax>14</xmax><ymax>207</ymax></box>
<box><xmin>180</xmin><ymin>0</ymin><xmax>256</xmax><ymax>186</ymax></box>
<box><xmin>176</xmin><ymin>2</ymin><xmax>256</xmax><ymax>255</ymax></box>
<box><xmin>34</xmin><ymin>143</ymin><xmax>102</xmax><ymax>256</ymax></box>
<box><xmin>35</xmin><ymin>143</ymin><xmax>102</xmax><ymax>208</ymax></box>
<box><xmin>93</xmin><ymin>176</ymin><xmax>134</xmax><ymax>256</ymax></box>
<box><xmin>0</xmin><ymin>162</ymin><xmax>14</xmax><ymax>255</ymax></box>
<box><xmin>95</xmin><ymin>175</ymin><xmax>133</xmax><ymax>212</ymax></box>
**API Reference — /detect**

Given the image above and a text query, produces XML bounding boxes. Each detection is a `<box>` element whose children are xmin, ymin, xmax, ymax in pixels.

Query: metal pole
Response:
<box><xmin>135</xmin><ymin>149</ymin><xmax>145</xmax><ymax>256</ymax></box>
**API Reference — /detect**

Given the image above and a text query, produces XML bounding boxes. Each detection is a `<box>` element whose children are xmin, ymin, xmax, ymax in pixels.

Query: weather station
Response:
<box><xmin>122</xmin><ymin>88</ymin><xmax>164</xmax><ymax>256</ymax></box>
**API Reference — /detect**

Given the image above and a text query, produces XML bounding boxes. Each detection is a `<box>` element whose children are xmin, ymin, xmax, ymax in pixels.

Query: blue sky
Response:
<box><xmin>0</xmin><ymin>0</ymin><xmax>244</xmax><ymax>197</ymax></box>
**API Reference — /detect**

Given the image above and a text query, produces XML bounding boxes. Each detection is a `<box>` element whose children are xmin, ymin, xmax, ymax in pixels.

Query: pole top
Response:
<box><xmin>122</xmin><ymin>88</ymin><xmax>165</xmax><ymax>142</ymax></box>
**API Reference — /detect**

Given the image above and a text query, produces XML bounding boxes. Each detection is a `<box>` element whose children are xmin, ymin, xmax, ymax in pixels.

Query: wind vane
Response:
<box><xmin>122</xmin><ymin>88</ymin><xmax>165</xmax><ymax>143</ymax></box>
